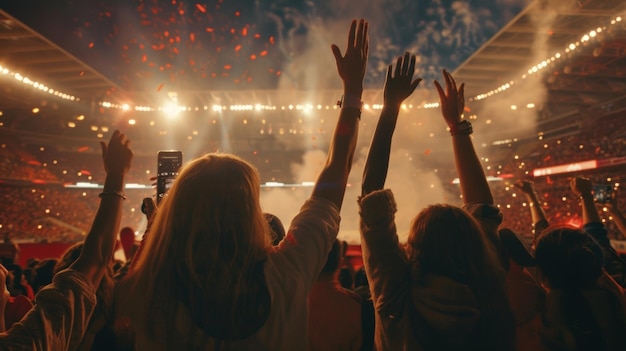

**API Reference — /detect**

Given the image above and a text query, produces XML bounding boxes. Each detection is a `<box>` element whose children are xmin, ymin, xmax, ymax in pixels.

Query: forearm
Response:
<box><xmin>452</xmin><ymin>134</ymin><xmax>493</xmax><ymax>204</ymax></box>
<box><xmin>526</xmin><ymin>192</ymin><xmax>547</xmax><ymax>225</ymax></box>
<box><xmin>580</xmin><ymin>193</ymin><xmax>601</xmax><ymax>224</ymax></box>
<box><xmin>608</xmin><ymin>207</ymin><xmax>626</xmax><ymax>236</ymax></box>
<box><xmin>70</xmin><ymin>173</ymin><xmax>125</xmax><ymax>286</ymax></box>
<box><xmin>362</xmin><ymin>105</ymin><xmax>400</xmax><ymax>196</ymax></box>
<box><xmin>312</xmin><ymin>93</ymin><xmax>361</xmax><ymax>209</ymax></box>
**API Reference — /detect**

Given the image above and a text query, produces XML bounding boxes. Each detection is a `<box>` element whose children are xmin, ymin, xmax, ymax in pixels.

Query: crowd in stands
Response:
<box><xmin>0</xmin><ymin>18</ymin><xmax>625</xmax><ymax>351</ymax></box>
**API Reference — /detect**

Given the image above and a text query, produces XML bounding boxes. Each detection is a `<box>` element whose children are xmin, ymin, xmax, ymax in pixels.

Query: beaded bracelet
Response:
<box><xmin>99</xmin><ymin>191</ymin><xmax>127</xmax><ymax>200</ymax></box>
<box><xmin>449</xmin><ymin>120</ymin><xmax>473</xmax><ymax>136</ymax></box>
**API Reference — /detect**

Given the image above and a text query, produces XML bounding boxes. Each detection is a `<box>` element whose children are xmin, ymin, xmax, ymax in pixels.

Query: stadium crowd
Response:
<box><xmin>0</xmin><ymin>18</ymin><xmax>625</xmax><ymax>351</ymax></box>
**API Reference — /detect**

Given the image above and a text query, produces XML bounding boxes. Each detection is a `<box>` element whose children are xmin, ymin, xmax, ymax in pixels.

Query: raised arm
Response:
<box><xmin>311</xmin><ymin>19</ymin><xmax>368</xmax><ymax>209</ymax></box>
<box><xmin>605</xmin><ymin>199</ymin><xmax>626</xmax><ymax>238</ymax></box>
<box><xmin>361</xmin><ymin>52</ymin><xmax>421</xmax><ymax>196</ymax></box>
<box><xmin>570</xmin><ymin>177</ymin><xmax>602</xmax><ymax>225</ymax></box>
<box><xmin>572</xmin><ymin>177</ymin><xmax>626</xmax><ymax>286</ymax></box>
<box><xmin>434</xmin><ymin>70</ymin><xmax>492</xmax><ymax>204</ymax></box>
<box><xmin>69</xmin><ymin>130</ymin><xmax>133</xmax><ymax>288</ymax></box>
<box><xmin>514</xmin><ymin>180</ymin><xmax>549</xmax><ymax>237</ymax></box>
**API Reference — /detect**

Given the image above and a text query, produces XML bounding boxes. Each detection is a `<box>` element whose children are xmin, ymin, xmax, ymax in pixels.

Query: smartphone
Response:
<box><xmin>592</xmin><ymin>184</ymin><xmax>613</xmax><ymax>203</ymax></box>
<box><xmin>157</xmin><ymin>151</ymin><xmax>183</xmax><ymax>204</ymax></box>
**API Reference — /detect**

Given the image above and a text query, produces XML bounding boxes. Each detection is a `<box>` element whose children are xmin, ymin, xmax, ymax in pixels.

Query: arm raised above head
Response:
<box><xmin>70</xmin><ymin>130</ymin><xmax>133</xmax><ymax>288</ymax></box>
<box><xmin>361</xmin><ymin>52</ymin><xmax>422</xmax><ymax>196</ymax></box>
<box><xmin>434</xmin><ymin>70</ymin><xmax>492</xmax><ymax>205</ymax></box>
<box><xmin>312</xmin><ymin>19</ymin><xmax>368</xmax><ymax>210</ymax></box>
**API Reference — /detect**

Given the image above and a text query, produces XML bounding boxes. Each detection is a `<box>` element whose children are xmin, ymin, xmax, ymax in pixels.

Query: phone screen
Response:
<box><xmin>592</xmin><ymin>184</ymin><xmax>613</xmax><ymax>203</ymax></box>
<box><xmin>157</xmin><ymin>151</ymin><xmax>182</xmax><ymax>204</ymax></box>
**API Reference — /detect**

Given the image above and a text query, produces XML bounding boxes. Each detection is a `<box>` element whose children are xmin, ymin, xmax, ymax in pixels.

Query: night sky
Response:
<box><xmin>0</xmin><ymin>0</ymin><xmax>529</xmax><ymax>92</ymax></box>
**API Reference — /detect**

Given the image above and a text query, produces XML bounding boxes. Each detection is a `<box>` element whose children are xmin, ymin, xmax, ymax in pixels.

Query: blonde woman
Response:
<box><xmin>122</xmin><ymin>19</ymin><xmax>368</xmax><ymax>350</ymax></box>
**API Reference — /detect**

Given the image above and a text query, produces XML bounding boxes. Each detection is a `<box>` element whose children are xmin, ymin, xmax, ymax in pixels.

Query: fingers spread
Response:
<box><xmin>100</xmin><ymin>141</ymin><xmax>107</xmax><ymax>159</ymax></box>
<box><xmin>434</xmin><ymin>80</ymin><xmax>445</xmax><ymax>101</ymax></box>
<box><xmin>356</xmin><ymin>19</ymin><xmax>365</xmax><ymax>49</ymax></box>
<box><xmin>348</xmin><ymin>20</ymin><xmax>357</xmax><ymax>48</ymax></box>
<box><xmin>362</xmin><ymin>22</ymin><xmax>369</xmax><ymax>56</ymax></box>
<box><xmin>410</xmin><ymin>78</ymin><xmax>422</xmax><ymax>92</ymax></box>
<box><xmin>409</xmin><ymin>55</ymin><xmax>416</xmax><ymax>76</ymax></box>
<box><xmin>443</xmin><ymin>70</ymin><xmax>453</xmax><ymax>95</ymax></box>
<box><xmin>401</xmin><ymin>52</ymin><xmax>410</xmax><ymax>76</ymax></box>
<box><xmin>394</xmin><ymin>56</ymin><xmax>402</xmax><ymax>77</ymax></box>
<box><xmin>331</xmin><ymin>44</ymin><xmax>343</xmax><ymax>62</ymax></box>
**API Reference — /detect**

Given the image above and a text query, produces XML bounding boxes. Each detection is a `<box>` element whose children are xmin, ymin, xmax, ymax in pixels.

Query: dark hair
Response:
<box><xmin>407</xmin><ymin>204</ymin><xmax>515</xmax><ymax>351</ymax></box>
<box><xmin>535</xmin><ymin>226</ymin><xmax>603</xmax><ymax>290</ymax></box>
<box><xmin>535</xmin><ymin>226</ymin><xmax>614</xmax><ymax>350</ymax></box>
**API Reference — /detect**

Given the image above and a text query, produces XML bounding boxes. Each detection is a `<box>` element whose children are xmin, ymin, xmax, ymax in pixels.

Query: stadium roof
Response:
<box><xmin>0</xmin><ymin>0</ymin><xmax>624</xmax><ymax>139</ymax></box>
<box><xmin>455</xmin><ymin>0</ymin><xmax>626</xmax><ymax>120</ymax></box>
<box><xmin>0</xmin><ymin>9</ymin><xmax>122</xmax><ymax>108</ymax></box>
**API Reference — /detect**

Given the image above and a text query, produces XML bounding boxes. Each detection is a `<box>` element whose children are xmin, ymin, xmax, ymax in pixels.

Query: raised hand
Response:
<box><xmin>331</xmin><ymin>19</ymin><xmax>369</xmax><ymax>94</ymax></box>
<box><xmin>434</xmin><ymin>69</ymin><xmax>465</xmax><ymax>127</ymax></box>
<box><xmin>100</xmin><ymin>130</ymin><xmax>133</xmax><ymax>177</ymax></box>
<box><xmin>384</xmin><ymin>52</ymin><xmax>422</xmax><ymax>107</ymax></box>
<box><xmin>570</xmin><ymin>177</ymin><xmax>593</xmax><ymax>197</ymax></box>
<box><xmin>514</xmin><ymin>180</ymin><xmax>535</xmax><ymax>196</ymax></box>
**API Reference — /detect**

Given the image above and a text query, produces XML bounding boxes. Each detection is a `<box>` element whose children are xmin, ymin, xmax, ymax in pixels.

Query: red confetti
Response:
<box><xmin>234</xmin><ymin>45</ymin><xmax>242</xmax><ymax>52</ymax></box>
<box><xmin>196</xmin><ymin>3</ymin><xmax>207</xmax><ymax>13</ymax></box>
<box><xmin>156</xmin><ymin>83</ymin><xmax>164</xmax><ymax>92</ymax></box>
<box><xmin>269</xmin><ymin>36</ymin><xmax>275</xmax><ymax>45</ymax></box>
<box><xmin>260</xmin><ymin>50</ymin><xmax>267</xmax><ymax>57</ymax></box>
<box><xmin>224</xmin><ymin>65</ymin><xmax>232</xmax><ymax>70</ymax></box>
<box><xmin>424</xmin><ymin>148</ymin><xmax>431</xmax><ymax>156</ymax></box>
<box><xmin>254</xmin><ymin>33</ymin><xmax>261</xmax><ymax>39</ymax></box>
<box><xmin>235</xmin><ymin>11</ymin><xmax>240</xmax><ymax>16</ymax></box>
<box><xmin>250</xmin><ymin>54</ymin><xmax>257</xmax><ymax>60</ymax></box>
<box><xmin>88</xmin><ymin>42</ymin><xmax>94</xmax><ymax>48</ymax></box>
<box><xmin>206</xmin><ymin>27</ymin><xmax>214</xmax><ymax>32</ymax></box>
<box><xmin>242</xmin><ymin>27</ymin><xmax>248</xmax><ymax>36</ymax></box>
<box><xmin>189</xmin><ymin>33</ymin><xmax>195</xmax><ymax>42</ymax></box>
<box><xmin>141</xmin><ymin>54</ymin><xmax>147</xmax><ymax>62</ymax></box>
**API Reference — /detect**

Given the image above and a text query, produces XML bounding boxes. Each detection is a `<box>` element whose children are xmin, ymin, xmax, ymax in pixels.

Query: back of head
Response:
<box><xmin>535</xmin><ymin>226</ymin><xmax>603</xmax><ymax>290</ymax></box>
<box><xmin>407</xmin><ymin>204</ymin><xmax>501</xmax><ymax>283</ymax></box>
<box><xmin>128</xmin><ymin>153</ymin><xmax>272</xmax><ymax>342</ymax></box>
<box><xmin>407</xmin><ymin>204</ymin><xmax>514</xmax><ymax>350</ymax></box>
<box><xmin>535</xmin><ymin>226</ymin><xmax>623</xmax><ymax>350</ymax></box>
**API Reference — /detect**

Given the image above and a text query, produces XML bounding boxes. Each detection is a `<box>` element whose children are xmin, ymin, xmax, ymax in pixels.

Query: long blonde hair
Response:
<box><xmin>127</xmin><ymin>153</ymin><xmax>272</xmax><ymax>342</ymax></box>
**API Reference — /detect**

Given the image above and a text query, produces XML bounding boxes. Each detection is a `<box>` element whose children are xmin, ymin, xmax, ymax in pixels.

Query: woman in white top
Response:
<box><xmin>122</xmin><ymin>19</ymin><xmax>368</xmax><ymax>350</ymax></box>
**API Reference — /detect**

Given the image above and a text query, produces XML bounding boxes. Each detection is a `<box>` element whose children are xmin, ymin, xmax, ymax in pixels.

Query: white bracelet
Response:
<box><xmin>336</xmin><ymin>94</ymin><xmax>363</xmax><ymax>110</ymax></box>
